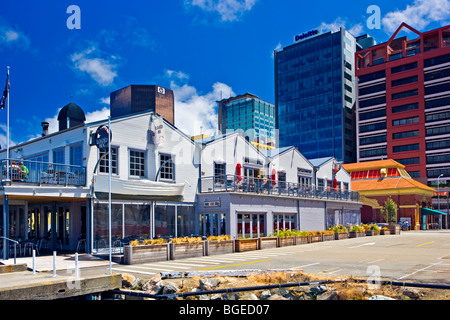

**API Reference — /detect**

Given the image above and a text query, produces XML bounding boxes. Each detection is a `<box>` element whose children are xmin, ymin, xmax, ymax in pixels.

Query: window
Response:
<box><xmin>426</xmin><ymin>125</ymin><xmax>450</xmax><ymax>136</ymax></box>
<box><xmin>427</xmin><ymin>139</ymin><xmax>450</xmax><ymax>150</ymax></box>
<box><xmin>359</xmin><ymin>109</ymin><xmax>386</xmax><ymax>121</ymax></box>
<box><xmin>130</xmin><ymin>150</ymin><xmax>145</xmax><ymax>177</ymax></box>
<box><xmin>396</xmin><ymin>157</ymin><xmax>420</xmax><ymax>165</ymax></box>
<box><xmin>393</xmin><ymin>144</ymin><xmax>420</xmax><ymax>152</ymax></box>
<box><xmin>344</xmin><ymin>72</ymin><xmax>352</xmax><ymax>81</ymax></box>
<box><xmin>214</xmin><ymin>162</ymin><xmax>226</xmax><ymax>184</ymax></box>
<box><xmin>425</xmin><ymin>82</ymin><xmax>450</xmax><ymax>95</ymax></box>
<box><xmin>360</xmin><ymin>134</ymin><xmax>386</xmax><ymax>145</ymax></box>
<box><xmin>426</xmin><ymin>111</ymin><xmax>450</xmax><ymax>122</ymax></box>
<box><xmin>53</xmin><ymin>148</ymin><xmax>65</xmax><ymax>164</ymax></box>
<box><xmin>425</xmin><ymin>96</ymin><xmax>450</xmax><ymax>109</ymax></box>
<box><xmin>159</xmin><ymin>154</ymin><xmax>174</xmax><ymax>181</ymax></box>
<box><xmin>358</xmin><ymin>70</ymin><xmax>385</xmax><ymax>83</ymax></box>
<box><xmin>360</xmin><ymin>147</ymin><xmax>387</xmax><ymax>158</ymax></box>
<box><xmin>424</xmin><ymin>68</ymin><xmax>450</xmax><ymax>81</ymax></box>
<box><xmin>427</xmin><ymin>154</ymin><xmax>450</xmax><ymax>164</ymax></box>
<box><xmin>359</xmin><ymin>96</ymin><xmax>386</xmax><ymax>108</ymax></box>
<box><xmin>391</xmin><ymin>76</ymin><xmax>418</xmax><ymax>87</ymax></box>
<box><xmin>392</xmin><ymin>89</ymin><xmax>418</xmax><ymax>100</ymax></box>
<box><xmin>359</xmin><ymin>83</ymin><xmax>385</xmax><ymax>96</ymax></box>
<box><xmin>392</xmin><ymin>102</ymin><xmax>419</xmax><ymax>113</ymax></box>
<box><xmin>70</xmin><ymin>144</ymin><xmax>83</xmax><ymax>167</ymax></box>
<box><xmin>99</xmin><ymin>147</ymin><xmax>118</xmax><ymax>174</ymax></box>
<box><xmin>359</xmin><ymin>121</ymin><xmax>386</xmax><ymax>133</ymax></box>
<box><xmin>393</xmin><ymin>130</ymin><xmax>419</xmax><ymax>139</ymax></box>
<box><xmin>409</xmin><ymin>171</ymin><xmax>420</xmax><ymax>178</ymax></box>
<box><xmin>424</xmin><ymin>54</ymin><xmax>450</xmax><ymax>68</ymax></box>
<box><xmin>392</xmin><ymin>117</ymin><xmax>419</xmax><ymax>126</ymax></box>
<box><xmin>391</xmin><ymin>62</ymin><xmax>417</xmax><ymax>74</ymax></box>
<box><xmin>317</xmin><ymin>178</ymin><xmax>324</xmax><ymax>190</ymax></box>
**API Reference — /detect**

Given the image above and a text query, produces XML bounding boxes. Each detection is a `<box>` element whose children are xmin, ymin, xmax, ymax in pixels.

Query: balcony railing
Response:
<box><xmin>1</xmin><ymin>159</ymin><xmax>86</xmax><ymax>187</ymax></box>
<box><xmin>200</xmin><ymin>175</ymin><xmax>360</xmax><ymax>202</ymax></box>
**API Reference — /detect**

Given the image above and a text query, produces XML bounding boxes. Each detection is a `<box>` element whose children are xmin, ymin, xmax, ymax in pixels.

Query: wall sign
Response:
<box><xmin>158</xmin><ymin>86</ymin><xmax>166</xmax><ymax>94</ymax></box>
<box><xmin>294</xmin><ymin>28</ymin><xmax>322</xmax><ymax>43</ymax></box>
<box><xmin>204</xmin><ymin>201</ymin><xmax>221</xmax><ymax>208</ymax></box>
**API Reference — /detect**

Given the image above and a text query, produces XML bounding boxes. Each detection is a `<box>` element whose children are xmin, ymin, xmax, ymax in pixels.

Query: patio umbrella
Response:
<box><xmin>236</xmin><ymin>163</ymin><xmax>242</xmax><ymax>181</ymax></box>
<box><xmin>271</xmin><ymin>169</ymin><xmax>277</xmax><ymax>185</ymax></box>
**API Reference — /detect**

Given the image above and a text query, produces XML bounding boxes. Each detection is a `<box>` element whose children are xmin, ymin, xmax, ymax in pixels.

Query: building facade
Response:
<box><xmin>0</xmin><ymin>93</ymin><xmax>361</xmax><ymax>258</ymax></box>
<box><xmin>110</xmin><ymin>85</ymin><xmax>175</xmax><ymax>125</ymax></box>
<box><xmin>218</xmin><ymin>93</ymin><xmax>276</xmax><ymax>149</ymax></box>
<box><xmin>355</xmin><ymin>23</ymin><xmax>450</xmax><ymax>191</ymax></box>
<box><xmin>274</xmin><ymin>27</ymin><xmax>360</xmax><ymax>163</ymax></box>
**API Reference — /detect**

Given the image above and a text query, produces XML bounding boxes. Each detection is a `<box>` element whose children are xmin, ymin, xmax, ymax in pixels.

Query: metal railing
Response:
<box><xmin>1</xmin><ymin>159</ymin><xmax>86</xmax><ymax>187</ymax></box>
<box><xmin>200</xmin><ymin>175</ymin><xmax>360</xmax><ymax>202</ymax></box>
<box><xmin>1</xmin><ymin>236</ymin><xmax>19</xmax><ymax>264</ymax></box>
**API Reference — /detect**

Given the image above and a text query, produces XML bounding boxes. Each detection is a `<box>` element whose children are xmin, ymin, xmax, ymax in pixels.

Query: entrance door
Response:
<box><xmin>56</xmin><ymin>207</ymin><xmax>70</xmax><ymax>247</ymax></box>
<box><xmin>201</xmin><ymin>213</ymin><xmax>226</xmax><ymax>237</ymax></box>
<box><xmin>237</xmin><ymin>213</ymin><xmax>265</xmax><ymax>238</ymax></box>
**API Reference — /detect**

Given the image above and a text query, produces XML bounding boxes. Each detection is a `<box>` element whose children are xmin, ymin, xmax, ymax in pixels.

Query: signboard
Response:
<box><xmin>294</xmin><ymin>27</ymin><xmax>322</xmax><ymax>43</ymax></box>
<box><xmin>204</xmin><ymin>201</ymin><xmax>221</xmax><ymax>208</ymax></box>
<box><xmin>95</xmin><ymin>125</ymin><xmax>111</xmax><ymax>152</ymax></box>
<box><xmin>157</xmin><ymin>86</ymin><xmax>166</xmax><ymax>94</ymax></box>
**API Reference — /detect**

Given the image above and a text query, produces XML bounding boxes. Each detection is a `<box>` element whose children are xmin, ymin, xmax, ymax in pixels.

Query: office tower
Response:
<box><xmin>275</xmin><ymin>27</ymin><xmax>362</xmax><ymax>163</ymax></box>
<box><xmin>355</xmin><ymin>23</ymin><xmax>450</xmax><ymax>187</ymax></box>
<box><xmin>110</xmin><ymin>85</ymin><xmax>174</xmax><ymax>125</ymax></box>
<box><xmin>218</xmin><ymin>93</ymin><xmax>276</xmax><ymax>150</ymax></box>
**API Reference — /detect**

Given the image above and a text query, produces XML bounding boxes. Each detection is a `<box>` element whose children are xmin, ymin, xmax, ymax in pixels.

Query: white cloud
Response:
<box><xmin>320</xmin><ymin>17</ymin><xmax>364</xmax><ymax>37</ymax></box>
<box><xmin>166</xmin><ymin>69</ymin><xmax>190</xmax><ymax>80</ymax></box>
<box><xmin>170</xmin><ymin>76</ymin><xmax>234</xmax><ymax>136</ymax></box>
<box><xmin>70</xmin><ymin>46</ymin><xmax>119</xmax><ymax>86</ymax></box>
<box><xmin>382</xmin><ymin>0</ymin><xmax>450</xmax><ymax>33</ymax></box>
<box><xmin>100</xmin><ymin>97</ymin><xmax>110</xmax><ymax>105</ymax></box>
<box><xmin>85</xmin><ymin>107</ymin><xmax>110</xmax><ymax>123</ymax></box>
<box><xmin>0</xmin><ymin>22</ymin><xmax>30</xmax><ymax>50</ymax></box>
<box><xmin>186</xmin><ymin>0</ymin><xmax>258</xmax><ymax>22</ymax></box>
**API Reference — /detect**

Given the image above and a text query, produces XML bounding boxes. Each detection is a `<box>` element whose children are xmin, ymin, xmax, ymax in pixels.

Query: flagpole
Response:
<box><xmin>108</xmin><ymin>116</ymin><xmax>112</xmax><ymax>275</ymax></box>
<box><xmin>6</xmin><ymin>66</ymin><xmax>9</xmax><ymax>181</ymax></box>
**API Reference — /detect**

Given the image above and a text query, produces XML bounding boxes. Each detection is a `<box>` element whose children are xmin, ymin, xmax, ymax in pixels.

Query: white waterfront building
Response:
<box><xmin>0</xmin><ymin>101</ymin><xmax>360</xmax><ymax>257</ymax></box>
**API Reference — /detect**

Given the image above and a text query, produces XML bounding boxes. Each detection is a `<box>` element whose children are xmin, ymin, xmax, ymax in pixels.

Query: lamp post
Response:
<box><xmin>438</xmin><ymin>174</ymin><xmax>444</xmax><ymax>229</ymax></box>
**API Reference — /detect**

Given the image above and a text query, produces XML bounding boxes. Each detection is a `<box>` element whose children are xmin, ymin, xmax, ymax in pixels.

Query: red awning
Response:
<box><xmin>271</xmin><ymin>169</ymin><xmax>277</xmax><ymax>185</ymax></box>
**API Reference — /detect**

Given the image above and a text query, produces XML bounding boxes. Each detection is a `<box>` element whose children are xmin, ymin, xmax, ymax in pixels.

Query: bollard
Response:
<box><xmin>75</xmin><ymin>253</ymin><xmax>79</xmax><ymax>278</ymax></box>
<box><xmin>53</xmin><ymin>251</ymin><xmax>56</xmax><ymax>277</ymax></box>
<box><xmin>32</xmin><ymin>250</ymin><xmax>36</xmax><ymax>275</ymax></box>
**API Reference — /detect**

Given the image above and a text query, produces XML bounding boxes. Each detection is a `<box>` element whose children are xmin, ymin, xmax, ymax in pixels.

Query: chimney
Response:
<box><xmin>41</xmin><ymin>121</ymin><xmax>49</xmax><ymax>136</ymax></box>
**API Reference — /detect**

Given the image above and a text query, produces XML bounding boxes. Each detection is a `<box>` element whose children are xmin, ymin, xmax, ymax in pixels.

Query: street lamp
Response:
<box><xmin>438</xmin><ymin>174</ymin><xmax>444</xmax><ymax>229</ymax></box>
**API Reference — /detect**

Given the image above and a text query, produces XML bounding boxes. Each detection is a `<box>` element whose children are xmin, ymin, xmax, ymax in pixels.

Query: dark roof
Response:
<box><xmin>57</xmin><ymin>103</ymin><xmax>86</xmax><ymax>121</ymax></box>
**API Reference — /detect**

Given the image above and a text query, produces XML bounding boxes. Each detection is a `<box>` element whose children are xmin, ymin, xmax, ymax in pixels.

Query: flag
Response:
<box><xmin>0</xmin><ymin>73</ymin><xmax>10</xmax><ymax>109</ymax></box>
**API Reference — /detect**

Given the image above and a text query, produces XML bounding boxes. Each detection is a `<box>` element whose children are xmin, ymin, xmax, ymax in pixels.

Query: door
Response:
<box><xmin>57</xmin><ymin>207</ymin><xmax>70</xmax><ymax>247</ymax></box>
<box><xmin>201</xmin><ymin>213</ymin><xmax>225</xmax><ymax>237</ymax></box>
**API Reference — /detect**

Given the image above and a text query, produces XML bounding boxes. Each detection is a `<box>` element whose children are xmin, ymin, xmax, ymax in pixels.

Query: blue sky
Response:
<box><xmin>1</xmin><ymin>0</ymin><xmax>450</xmax><ymax>146</ymax></box>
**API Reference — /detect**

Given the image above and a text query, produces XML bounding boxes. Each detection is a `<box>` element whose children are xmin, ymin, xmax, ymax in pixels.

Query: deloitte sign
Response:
<box><xmin>294</xmin><ymin>28</ymin><xmax>322</xmax><ymax>43</ymax></box>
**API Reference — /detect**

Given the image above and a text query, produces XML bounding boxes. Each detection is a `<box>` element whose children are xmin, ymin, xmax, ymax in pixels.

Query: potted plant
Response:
<box><xmin>294</xmin><ymin>230</ymin><xmax>310</xmax><ymax>245</ymax></box>
<box><xmin>349</xmin><ymin>225</ymin><xmax>365</xmax><ymax>238</ymax></box>
<box><xmin>309</xmin><ymin>231</ymin><xmax>322</xmax><ymax>243</ymax></box>
<box><xmin>365</xmin><ymin>223</ymin><xmax>380</xmax><ymax>236</ymax></box>
<box><xmin>170</xmin><ymin>236</ymin><xmax>204</xmax><ymax>260</ymax></box>
<box><xmin>321</xmin><ymin>230</ymin><xmax>335</xmax><ymax>241</ymax></box>
<box><xmin>273</xmin><ymin>229</ymin><xmax>296</xmax><ymax>247</ymax></box>
<box><xmin>380</xmin><ymin>197</ymin><xmax>400</xmax><ymax>234</ymax></box>
<box><xmin>330</xmin><ymin>225</ymin><xmax>348</xmax><ymax>240</ymax></box>
<box><xmin>380</xmin><ymin>227</ymin><xmax>390</xmax><ymax>235</ymax></box>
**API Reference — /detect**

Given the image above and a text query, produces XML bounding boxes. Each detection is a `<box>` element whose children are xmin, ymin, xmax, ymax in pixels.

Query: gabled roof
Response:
<box><xmin>261</xmin><ymin>146</ymin><xmax>293</xmax><ymax>158</ymax></box>
<box><xmin>308</xmin><ymin>156</ymin><xmax>334</xmax><ymax>167</ymax></box>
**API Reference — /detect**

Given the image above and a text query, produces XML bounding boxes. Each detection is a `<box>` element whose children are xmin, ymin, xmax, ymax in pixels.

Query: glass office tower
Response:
<box><xmin>218</xmin><ymin>93</ymin><xmax>276</xmax><ymax>149</ymax></box>
<box><xmin>275</xmin><ymin>27</ymin><xmax>361</xmax><ymax>163</ymax></box>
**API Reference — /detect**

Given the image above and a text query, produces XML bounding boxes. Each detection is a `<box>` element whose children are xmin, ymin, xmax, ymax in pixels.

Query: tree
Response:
<box><xmin>380</xmin><ymin>197</ymin><xmax>398</xmax><ymax>223</ymax></box>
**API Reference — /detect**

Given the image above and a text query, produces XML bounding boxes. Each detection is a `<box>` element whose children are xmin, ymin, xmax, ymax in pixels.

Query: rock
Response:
<box><xmin>121</xmin><ymin>273</ymin><xmax>136</xmax><ymax>288</ymax></box>
<box><xmin>143</xmin><ymin>275</ymin><xmax>165</xmax><ymax>295</ymax></box>
<box><xmin>239</xmin><ymin>292</ymin><xmax>259</xmax><ymax>300</ymax></box>
<box><xmin>267</xmin><ymin>294</ymin><xmax>288</xmax><ymax>300</ymax></box>
<box><xmin>199</xmin><ymin>278</ymin><xmax>221</xmax><ymax>291</ymax></box>
<box><xmin>402</xmin><ymin>288</ymin><xmax>421</xmax><ymax>299</ymax></box>
<box><xmin>162</xmin><ymin>281</ymin><xmax>180</xmax><ymax>295</ymax></box>
<box><xmin>367</xmin><ymin>295</ymin><xmax>396</xmax><ymax>300</ymax></box>
<box><xmin>131</xmin><ymin>277</ymin><xmax>145</xmax><ymax>290</ymax></box>
<box><xmin>211</xmin><ymin>294</ymin><xmax>223</xmax><ymax>300</ymax></box>
<box><xmin>317</xmin><ymin>292</ymin><xmax>340</xmax><ymax>300</ymax></box>
<box><xmin>259</xmin><ymin>290</ymin><xmax>272</xmax><ymax>300</ymax></box>
<box><xmin>310</xmin><ymin>285</ymin><xmax>327</xmax><ymax>294</ymax></box>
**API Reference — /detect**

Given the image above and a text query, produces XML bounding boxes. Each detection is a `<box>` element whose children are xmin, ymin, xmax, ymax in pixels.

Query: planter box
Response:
<box><xmin>278</xmin><ymin>236</ymin><xmax>295</xmax><ymax>247</ymax></box>
<box><xmin>388</xmin><ymin>224</ymin><xmax>401</xmax><ymax>235</ymax></box>
<box><xmin>334</xmin><ymin>232</ymin><xmax>348</xmax><ymax>240</ymax></box>
<box><xmin>365</xmin><ymin>230</ymin><xmax>380</xmax><ymax>236</ymax></box>
<box><xmin>235</xmin><ymin>238</ymin><xmax>259</xmax><ymax>252</ymax></box>
<box><xmin>322</xmin><ymin>233</ymin><xmax>335</xmax><ymax>241</ymax></box>
<box><xmin>171</xmin><ymin>242</ymin><xmax>205</xmax><ymax>260</ymax></box>
<box><xmin>309</xmin><ymin>234</ymin><xmax>322</xmax><ymax>243</ymax></box>
<box><xmin>349</xmin><ymin>231</ymin><xmax>365</xmax><ymax>238</ymax></box>
<box><xmin>380</xmin><ymin>229</ymin><xmax>390</xmax><ymax>235</ymax></box>
<box><xmin>295</xmin><ymin>235</ymin><xmax>309</xmax><ymax>245</ymax></box>
<box><xmin>123</xmin><ymin>244</ymin><xmax>169</xmax><ymax>265</ymax></box>
<box><xmin>205</xmin><ymin>240</ymin><xmax>234</xmax><ymax>256</ymax></box>
<box><xmin>259</xmin><ymin>237</ymin><xmax>278</xmax><ymax>250</ymax></box>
